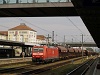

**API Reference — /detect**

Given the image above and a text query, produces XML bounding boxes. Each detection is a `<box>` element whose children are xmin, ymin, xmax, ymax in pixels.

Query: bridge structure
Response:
<box><xmin>58</xmin><ymin>42</ymin><xmax>97</xmax><ymax>47</ymax></box>
<box><xmin>0</xmin><ymin>0</ymin><xmax>78</xmax><ymax>17</ymax></box>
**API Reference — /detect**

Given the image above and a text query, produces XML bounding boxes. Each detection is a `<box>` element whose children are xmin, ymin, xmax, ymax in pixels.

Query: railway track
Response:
<box><xmin>66</xmin><ymin>58</ymin><xmax>96</xmax><ymax>75</ymax></box>
<box><xmin>0</xmin><ymin>57</ymin><xmax>32</xmax><ymax>67</ymax></box>
<box><xmin>20</xmin><ymin>57</ymin><xmax>83</xmax><ymax>75</ymax></box>
<box><xmin>0</xmin><ymin>63</ymin><xmax>41</xmax><ymax>74</ymax></box>
<box><xmin>0</xmin><ymin>61</ymin><xmax>32</xmax><ymax>68</ymax></box>
<box><xmin>0</xmin><ymin>57</ymin><xmax>92</xmax><ymax>75</ymax></box>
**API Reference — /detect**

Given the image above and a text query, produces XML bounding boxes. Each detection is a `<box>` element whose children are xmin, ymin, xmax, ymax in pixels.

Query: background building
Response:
<box><xmin>0</xmin><ymin>23</ymin><xmax>52</xmax><ymax>45</ymax></box>
<box><xmin>0</xmin><ymin>31</ymin><xmax>8</xmax><ymax>40</ymax></box>
<box><xmin>36</xmin><ymin>35</ymin><xmax>46</xmax><ymax>44</ymax></box>
<box><xmin>8</xmin><ymin>23</ymin><xmax>37</xmax><ymax>43</ymax></box>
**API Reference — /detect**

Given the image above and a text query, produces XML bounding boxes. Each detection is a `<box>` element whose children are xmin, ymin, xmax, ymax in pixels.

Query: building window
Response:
<box><xmin>19</xmin><ymin>31</ymin><xmax>27</xmax><ymax>34</ymax></box>
<box><xmin>9</xmin><ymin>31</ymin><xmax>14</xmax><ymax>34</ymax></box>
<box><xmin>30</xmin><ymin>32</ymin><xmax>33</xmax><ymax>34</ymax></box>
<box><xmin>22</xmin><ymin>31</ymin><xmax>27</xmax><ymax>34</ymax></box>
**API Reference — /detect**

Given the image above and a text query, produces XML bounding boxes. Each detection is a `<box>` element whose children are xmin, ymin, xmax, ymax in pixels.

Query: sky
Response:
<box><xmin>0</xmin><ymin>17</ymin><xmax>95</xmax><ymax>43</ymax></box>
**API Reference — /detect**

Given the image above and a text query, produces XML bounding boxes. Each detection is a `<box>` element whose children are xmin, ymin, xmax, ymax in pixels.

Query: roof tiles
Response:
<box><xmin>0</xmin><ymin>31</ymin><xmax>8</xmax><ymax>36</ymax></box>
<box><xmin>9</xmin><ymin>23</ymin><xmax>36</xmax><ymax>32</ymax></box>
<box><xmin>37</xmin><ymin>35</ymin><xmax>46</xmax><ymax>40</ymax></box>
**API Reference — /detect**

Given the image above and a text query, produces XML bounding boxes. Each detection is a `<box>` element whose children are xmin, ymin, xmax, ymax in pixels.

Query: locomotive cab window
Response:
<box><xmin>39</xmin><ymin>48</ymin><xmax>43</xmax><ymax>52</ymax></box>
<box><xmin>34</xmin><ymin>48</ymin><xmax>43</xmax><ymax>52</ymax></box>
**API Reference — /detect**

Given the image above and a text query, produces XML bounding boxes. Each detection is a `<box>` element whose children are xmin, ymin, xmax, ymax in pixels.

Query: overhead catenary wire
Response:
<box><xmin>49</xmin><ymin>1</ymin><xmax>85</xmax><ymax>34</ymax></box>
<box><xmin>15</xmin><ymin>17</ymin><xmax>66</xmax><ymax>42</ymax></box>
<box><xmin>22</xmin><ymin>0</ymin><xmax>94</xmax><ymax>42</ymax></box>
<box><xmin>49</xmin><ymin>1</ymin><xmax>93</xmax><ymax>42</ymax></box>
<box><xmin>13</xmin><ymin>0</ymin><xmax>89</xmax><ymax>42</ymax></box>
<box><xmin>0</xmin><ymin>1</ymin><xmax>94</xmax><ymax>43</ymax></box>
<box><xmin>0</xmin><ymin>24</ymin><xmax>10</xmax><ymax>29</ymax></box>
<box><xmin>48</xmin><ymin>2</ymin><xmax>86</xmax><ymax>42</ymax></box>
<box><xmin>48</xmin><ymin>1</ymin><xmax>84</xmax><ymax>42</ymax></box>
<box><xmin>15</xmin><ymin>1</ymin><xmax>93</xmax><ymax>43</ymax></box>
<box><xmin>16</xmin><ymin>17</ymin><xmax>52</xmax><ymax>34</ymax></box>
<box><xmin>67</xmin><ymin>17</ymin><xmax>85</xmax><ymax>35</ymax></box>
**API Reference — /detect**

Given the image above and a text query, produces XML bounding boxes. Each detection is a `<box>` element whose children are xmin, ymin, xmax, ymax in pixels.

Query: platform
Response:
<box><xmin>85</xmin><ymin>57</ymin><xmax>100</xmax><ymax>75</ymax></box>
<box><xmin>0</xmin><ymin>57</ymin><xmax>32</xmax><ymax>65</ymax></box>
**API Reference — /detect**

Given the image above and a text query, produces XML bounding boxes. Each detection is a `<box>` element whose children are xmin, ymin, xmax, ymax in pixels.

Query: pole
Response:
<box><xmin>47</xmin><ymin>0</ymin><xmax>49</xmax><ymax>2</ymax></box>
<box><xmin>33</xmin><ymin>0</ymin><xmax>35</xmax><ymax>3</ymax></box>
<box><xmin>52</xmin><ymin>31</ymin><xmax>54</xmax><ymax>43</ymax></box>
<box><xmin>48</xmin><ymin>34</ymin><xmax>49</xmax><ymax>46</ymax></box>
<box><xmin>16</xmin><ymin>0</ymin><xmax>19</xmax><ymax>3</ymax></box>
<box><xmin>82</xmin><ymin>34</ymin><xmax>84</xmax><ymax>62</ymax></box>
<box><xmin>46</xmin><ymin>36</ymin><xmax>47</xmax><ymax>46</ymax></box>
<box><xmin>56</xmin><ymin>34</ymin><xmax>57</xmax><ymax>44</ymax></box>
<box><xmin>72</xmin><ymin>38</ymin><xmax>73</xmax><ymax>43</ymax></box>
<box><xmin>64</xmin><ymin>35</ymin><xmax>65</xmax><ymax>46</ymax></box>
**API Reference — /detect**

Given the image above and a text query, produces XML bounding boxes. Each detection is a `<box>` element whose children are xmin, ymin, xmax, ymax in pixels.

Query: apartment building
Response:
<box><xmin>8</xmin><ymin>23</ymin><xmax>37</xmax><ymax>43</ymax></box>
<box><xmin>0</xmin><ymin>31</ymin><xmax>8</xmax><ymax>40</ymax></box>
<box><xmin>36</xmin><ymin>35</ymin><xmax>46</xmax><ymax>44</ymax></box>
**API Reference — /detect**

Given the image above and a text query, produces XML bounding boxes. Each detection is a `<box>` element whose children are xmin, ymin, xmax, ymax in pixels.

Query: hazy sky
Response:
<box><xmin>0</xmin><ymin>17</ymin><xmax>95</xmax><ymax>43</ymax></box>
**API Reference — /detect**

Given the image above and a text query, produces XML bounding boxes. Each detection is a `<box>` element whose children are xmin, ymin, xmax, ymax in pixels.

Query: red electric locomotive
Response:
<box><xmin>32</xmin><ymin>45</ymin><xmax>59</xmax><ymax>62</ymax></box>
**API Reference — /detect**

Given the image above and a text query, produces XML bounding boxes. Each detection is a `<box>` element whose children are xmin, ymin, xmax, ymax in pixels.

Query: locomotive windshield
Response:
<box><xmin>34</xmin><ymin>48</ymin><xmax>43</xmax><ymax>52</ymax></box>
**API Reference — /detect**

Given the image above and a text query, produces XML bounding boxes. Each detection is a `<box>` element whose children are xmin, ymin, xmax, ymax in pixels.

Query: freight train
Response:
<box><xmin>32</xmin><ymin>45</ymin><xmax>96</xmax><ymax>63</ymax></box>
